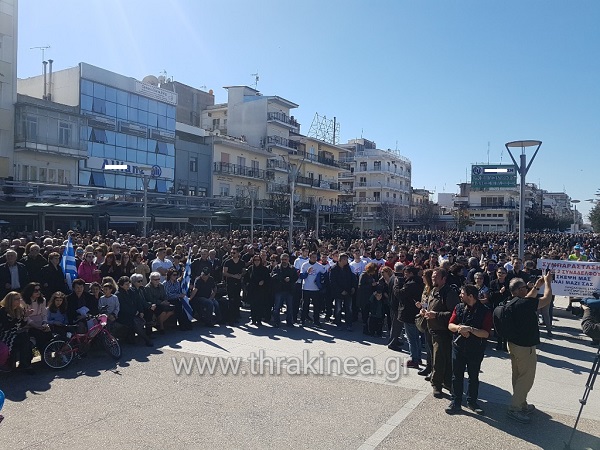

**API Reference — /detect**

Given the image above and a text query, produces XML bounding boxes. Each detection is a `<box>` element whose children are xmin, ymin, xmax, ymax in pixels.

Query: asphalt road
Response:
<box><xmin>1</xmin><ymin>297</ymin><xmax>599</xmax><ymax>450</ymax></box>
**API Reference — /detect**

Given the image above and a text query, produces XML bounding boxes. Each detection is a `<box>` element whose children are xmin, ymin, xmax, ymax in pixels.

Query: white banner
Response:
<box><xmin>537</xmin><ymin>259</ymin><xmax>600</xmax><ymax>297</ymax></box>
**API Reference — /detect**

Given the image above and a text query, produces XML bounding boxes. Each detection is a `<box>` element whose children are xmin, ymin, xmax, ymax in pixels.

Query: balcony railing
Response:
<box><xmin>467</xmin><ymin>202</ymin><xmax>518</xmax><ymax>209</ymax></box>
<box><xmin>292</xmin><ymin>150</ymin><xmax>351</xmax><ymax>170</ymax></box>
<box><xmin>266</xmin><ymin>135</ymin><xmax>299</xmax><ymax>151</ymax></box>
<box><xmin>266</xmin><ymin>159</ymin><xmax>290</xmax><ymax>171</ymax></box>
<box><xmin>267</xmin><ymin>112</ymin><xmax>300</xmax><ymax>130</ymax></box>
<box><xmin>267</xmin><ymin>182</ymin><xmax>290</xmax><ymax>194</ymax></box>
<box><xmin>213</xmin><ymin>162</ymin><xmax>273</xmax><ymax>180</ymax></box>
<box><xmin>354</xmin><ymin>182</ymin><xmax>409</xmax><ymax>192</ymax></box>
<box><xmin>294</xmin><ymin>175</ymin><xmax>340</xmax><ymax>191</ymax></box>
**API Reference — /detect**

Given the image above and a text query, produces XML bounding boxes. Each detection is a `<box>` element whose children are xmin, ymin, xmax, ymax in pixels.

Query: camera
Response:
<box><xmin>581</xmin><ymin>292</ymin><xmax>600</xmax><ymax>311</ymax></box>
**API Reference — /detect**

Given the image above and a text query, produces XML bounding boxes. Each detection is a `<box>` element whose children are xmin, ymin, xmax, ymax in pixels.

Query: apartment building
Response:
<box><xmin>0</xmin><ymin>0</ymin><xmax>18</xmax><ymax>177</ymax></box>
<box><xmin>340</xmin><ymin>138</ymin><xmax>412</xmax><ymax>230</ymax></box>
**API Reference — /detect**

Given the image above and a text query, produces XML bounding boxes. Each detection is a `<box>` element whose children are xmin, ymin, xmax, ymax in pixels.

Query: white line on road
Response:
<box><xmin>357</xmin><ymin>390</ymin><xmax>429</xmax><ymax>450</ymax></box>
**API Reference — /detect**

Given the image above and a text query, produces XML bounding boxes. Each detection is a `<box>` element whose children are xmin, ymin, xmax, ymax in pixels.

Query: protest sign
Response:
<box><xmin>537</xmin><ymin>259</ymin><xmax>600</xmax><ymax>297</ymax></box>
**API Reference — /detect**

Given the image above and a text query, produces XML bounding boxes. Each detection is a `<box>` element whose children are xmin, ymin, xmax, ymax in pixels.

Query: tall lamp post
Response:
<box><xmin>280</xmin><ymin>153</ymin><xmax>305</xmax><ymax>252</ymax></box>
<box><xmin>505</xmin><ymin>140</ymin><xmax>542</xmax><ymax>259</ymax></box>
<box><xmin>105</xmin><ymin>164</ymin><xmax>153</xmax><ymax>237</ymax></box>
<box><xmin>571</xmin><ymin>199</ymin><xmax>580</xmax><ymax>233</ymax></box>
<box><xmin>314</xmin><ymin>196</ymin><xmax>322</xmax><ymax>240</ymax></box>
<box><xmin>246</xmin><ymin>183</ymin><xmax>257</xmax><ymax>243</ymax></box>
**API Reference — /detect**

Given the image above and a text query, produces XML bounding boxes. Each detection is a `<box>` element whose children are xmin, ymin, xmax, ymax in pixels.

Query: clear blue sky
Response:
<box><xmin>17</xmin><ymin>0</ymin><xmax>600</xmax><ymax>221</ymax></box>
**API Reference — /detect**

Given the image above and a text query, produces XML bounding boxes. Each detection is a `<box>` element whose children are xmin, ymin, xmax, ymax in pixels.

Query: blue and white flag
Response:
<box><xmin>61</xmin><ymin>235</ymin><xmax>78</xmax><ymax>290</ymax></box>
<box><xmin>180</xmin><ymin>249</ymin><xmax>194</xmax><ymax>321</ymax></box>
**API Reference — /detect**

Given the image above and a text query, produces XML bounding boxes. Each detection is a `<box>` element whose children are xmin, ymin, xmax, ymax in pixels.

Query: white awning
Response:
<box><xmin>154</xmin><ymin>217</ymin><xmax>189</xmax><ymax>223</ymax></box>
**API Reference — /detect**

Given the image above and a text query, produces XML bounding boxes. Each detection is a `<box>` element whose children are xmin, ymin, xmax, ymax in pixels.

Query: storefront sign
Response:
<box><xmin>135</xmin><ymin>81</ymin><xmax>178</xmax><ymax>105</ymax></box>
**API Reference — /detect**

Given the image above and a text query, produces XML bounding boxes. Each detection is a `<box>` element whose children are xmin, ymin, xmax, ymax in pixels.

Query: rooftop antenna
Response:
<box><xmin>251</xmin><ymin>72</ymin><xmax>259</xmax><ymax>89</ymax></box>
<box><xmin>31</xmin><ymin>45</ymin><xmax>50</xmax><ymax>62</ymax></box>
<box><xmin>487</xmin><ymin>141</ymin><xmax>490</xmax><ymax>164</ymax></box>
<box><xmin>395</xmin><ymin>140</ymin><xmax>398</xmax><ymax>151</ymax></box>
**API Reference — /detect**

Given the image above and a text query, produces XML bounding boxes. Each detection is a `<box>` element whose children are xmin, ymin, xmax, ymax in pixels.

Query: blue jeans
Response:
<box><xmin>273</xmin><ymin>291</ymin><xmax>294</xmax><ymax>325</ymax></box>
<box><xmin>200</xmin><ymin>297</ymin><xmax>221</xmax><ymax>322</ymax></box>
<box><xmin>404</xmin><ymin>323</ymin><xmax>422</xmax><ymax>362</ymax></box>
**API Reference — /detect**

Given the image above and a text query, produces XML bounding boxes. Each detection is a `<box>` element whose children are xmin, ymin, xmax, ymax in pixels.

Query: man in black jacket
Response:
<box><xmin>19</xmin><ymin>244</ymin><xmax>47</xmax><ymax>283</ymax></box>
<box><xmin>398</xmin><ymin>266</ymin><xmax>424</xmax><ymax>368</ymax></box>
<box><xmin>330</xmin><ymin>253</ymin><xmax>355</xmax><ymax>331</ymax></box>
<box><xmin>388</xmin><ymin>262</ymin><xmax>405</xmax><ymax>351</ymax></box>
<box><xmin>420</xmin><ymin>268</ymin><xmax>460</xmax><ymax>398</ymax></box>
<box><xmin>271</xmin><ymin>254</ymin><xmax>298</xmax><ymax>327</ymax></box>
<box><xmin>0</xmin><ymin>249</ymin><xmax>29</xmax><ymax>298</ymax></box>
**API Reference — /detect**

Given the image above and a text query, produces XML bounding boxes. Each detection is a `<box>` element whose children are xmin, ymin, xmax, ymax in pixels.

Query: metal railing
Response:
<box><xmin>266</xmin><ymin>135</ymin><xmax>300</xmax><ymax>150</ymax></box>
<box><xmin>213</xmin><ymin>162</ymin><xmax>273</xmax><ymax>180</ymax></box>
<box><xmin>267</xmin><ymin>112</ymin><xmax>300</xmax><ymax>129</ymax></box>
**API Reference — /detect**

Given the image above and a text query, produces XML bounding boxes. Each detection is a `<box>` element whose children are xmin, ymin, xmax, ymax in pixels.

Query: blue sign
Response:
<box><xmin>151</xmin><ymin>165</ymin><xmax>162</xmax><ymax>177</ymax></box>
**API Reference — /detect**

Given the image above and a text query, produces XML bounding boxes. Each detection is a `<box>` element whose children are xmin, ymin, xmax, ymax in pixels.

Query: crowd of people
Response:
<box><xmin>0</xmin><ymin>226</ymin><xmax>599</xmax><ymax>420</ymax></box>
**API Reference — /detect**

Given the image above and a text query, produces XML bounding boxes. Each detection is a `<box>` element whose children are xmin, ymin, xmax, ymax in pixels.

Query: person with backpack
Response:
<box><xmin>445</xmin><ymin>284</ymin><xmax>493</xmax><ymax>415</ymax></box>
<box><xmin>500</xmin><ymin>272</ymin><xmax>553</xmax><ymax>424</ymax></box>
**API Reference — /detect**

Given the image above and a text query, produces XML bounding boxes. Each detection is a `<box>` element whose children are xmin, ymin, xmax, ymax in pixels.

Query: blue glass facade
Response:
<box><xmin>78</xmin><ymin>78</ymin><xmax>176</xmax><ymax>193</ymax></box>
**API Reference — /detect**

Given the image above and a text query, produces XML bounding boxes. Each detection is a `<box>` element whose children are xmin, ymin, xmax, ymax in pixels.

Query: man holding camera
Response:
<box><xmin>581</xmin><ymin>300</ymin><xmax>600</xmax><ymax>344</ymax></box>
<box><xmin>505</xmin><ymin>271</ymin><xmax>553</xmax><ymax>424</ymax></box>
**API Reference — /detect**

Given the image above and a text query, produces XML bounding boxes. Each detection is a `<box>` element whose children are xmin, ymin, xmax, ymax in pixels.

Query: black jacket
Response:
<box><xmin>329</xmin><ymin>264</ymin><xmax>355</xmax><ymax>299</ymax></box>
<box><xmin>20</xmin><ymin>254</ymin><xmax>47</xmax><ymax>283</ymax></box>
<box><xmin>40</xmin><ymin>264</ymin><xmax>67</xmax><ymax>298</ymax></box>
<box><xmin>271</xmin><ymin>264</ymin><xmax>298</xmax><ymax>293</ymax></box>
<box><xmin>582</xmin><ymin>308</ymin><xmax>600</xmax><ymax>341</ymax></box>
<box><xmin>397</xmin><ymin>277</ymin><xmax>424</xmax><ymax>324</ymax></box>
<box><xmin>0</xmin><ymin>262</ymin><xmax>29</xmax><ymax>297</ymax></box>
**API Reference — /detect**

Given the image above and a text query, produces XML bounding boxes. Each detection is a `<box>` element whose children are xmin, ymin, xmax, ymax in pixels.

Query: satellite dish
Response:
<box><xmin>142</xmin><ymin>75</ymin><xmax>159</xmax><ymax>86</ymax></box>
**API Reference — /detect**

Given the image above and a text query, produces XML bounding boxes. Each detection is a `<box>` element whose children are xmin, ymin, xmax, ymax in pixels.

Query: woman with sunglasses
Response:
<box><xmin>77</xmin><ymin>251</ymin><xmax>101</xmax><ymax>284</ymax></box>
<box><xmin>22</xmin><ymin>282</ymin><xmax>52</xmax><ymax>352</ymax></box>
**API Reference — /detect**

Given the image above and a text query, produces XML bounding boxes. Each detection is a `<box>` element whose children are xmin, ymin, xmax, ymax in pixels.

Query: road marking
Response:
<box><xmin>357</xmin><ymin>390</ymin><xmax>429</xmax><ymax>450</ymax></box>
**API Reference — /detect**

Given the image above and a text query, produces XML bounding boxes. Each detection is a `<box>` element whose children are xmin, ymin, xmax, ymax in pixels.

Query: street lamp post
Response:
<box><xmin>280</xmin><ymin>153</ymin><xmax>305</xmax><ymax>253</ymax></box>
<box><xmin>105</xmin><ymin>164</ymin><xmax>153</xmax><ymax>236</ymax></box>
<box><xmin>249</xmin><ymin>184</ymin><xmax>257</xmax><ymax>243</ymax></box>
<box><xmin>571</xmin><ymin>199</ymin><xmax>580</xmax><ymax>233</ymax></box>
<box><xmin>314</xmin><ymin>196</ymin><xmax>322</xmax><ymax>240</ymax></box>
<box><xmin>505</xmin><ymin>140</ymin><xmax>542</xmax><ymax>259</ymax></box>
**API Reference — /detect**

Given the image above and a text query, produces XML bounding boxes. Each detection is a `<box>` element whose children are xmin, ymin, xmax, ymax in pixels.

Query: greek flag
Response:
<box><xmin>180</xmin><ymin>249</ymin><xmax>194</xmax><ymax>321</ymax></box>
<box><xmin>61</xmin><ymin>235</ymin><xmax>78</xmax><ymax>290</ymax></box>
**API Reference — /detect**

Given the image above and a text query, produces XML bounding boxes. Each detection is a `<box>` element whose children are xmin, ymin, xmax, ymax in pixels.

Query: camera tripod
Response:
<box><xmin>564</xmin><ymin>345</ymin><xmax>599</xmax><ymax>449</ymax></box>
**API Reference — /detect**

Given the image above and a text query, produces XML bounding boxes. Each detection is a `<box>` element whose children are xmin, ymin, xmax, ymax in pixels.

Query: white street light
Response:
<box><xmin>505</xmin><ymin>140</ymin><xmax>542</xmax><ymax>259</ymax></box>
<box><xmin>105</xmin><ymin>164</ymin><xmax>152</xmax><ymax>237</ymax></box>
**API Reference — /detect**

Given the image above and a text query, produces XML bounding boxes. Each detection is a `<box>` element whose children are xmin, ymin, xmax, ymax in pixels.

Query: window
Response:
<box><xmin>20</xmin><ymin>165</ymin><xmax>29</xmax><ymax>180</ymax></box>
<box><xmin>221</xmin><ymin>152</ymin><xmax>230</xmax><ymax>163</ymax></box>
<box><xmin>90</xmin><ymin>171</ymin><xmax>106</xmax><ymax>187</ymax></box>
<box><xmin>90</xmin><ymin>128</ymin><xmax>108</xmax><ymax>143</ymax></box>
<box><xmin>156</xmin><ymin>141</ymin><xmax>168</xmax><ymax>155</ymax></box>
<box><xmin>251</xmin><ymin>160</ymin><xmax>259</xmax><ymax>170</ymax></box>
<box><xmin>156</xmin><ymin>180</ymin><xmax>167</xmax><ymax>193</ymax></box>
<box><xmin>237</xmin><ymin>156</ymin><xmax>246</xmax><ymax>167</ymax></box>
<box><xmin>212</xmin><ymin>118</ymin><xmax>220</xmax><ymax>130</ymax></box>
<box><xmin>188</xmin><ymin>187</ymin><xmax>197</xmax><ymax>196</ymax></box>
<box><xmin>189</xmin><ymin>157</ymin><xmax>198</xmax><ymax>173</ymax></box>
<box><xmin>374</xmin><ymin>192</ymin><xmax>381</xmax><ymax>201</ymax></box>
<box><xmin>359</xmin><ymin>162</ymin><xmax>367</xmax><ymax>171</ymax></box>
<box><xmin>59</xmin><ymin>121</ymin><xmax>71</xmax><ymax>146</ymax></box>
<box><xmin>92</xmin><ymin>98</ymin><xmax>106</xmax><ymax>114</ymax></box>
<box><xmin>219</xmin><ymin>183</ymin><xmax>230</xmax><ymax>197</ymax></box>
<box><xmin>24</xmin><ymin>116</ymin><xmax>37</xmax><ymax>140</ymax></box>
<box><xmin>39</xmin><ymin>168</ymin><xmax>47</xmax><ymax>182</ymax></box>
<box><xmin>374</xmin><ymin>161</ymin><xmax>382</xmax><ymax>171</ymax></box>
<box><xmin>198</xmin><ymin>187</ymin><xmax>207</xmax><ymax>197</ymax></box>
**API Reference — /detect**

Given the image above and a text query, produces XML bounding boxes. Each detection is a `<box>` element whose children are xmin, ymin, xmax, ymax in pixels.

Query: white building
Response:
<box><xmin>0</xmin><ymin>0</ymin><xmax>18</xmax><ymax>177</ymax></box>
<box><xmin>340</xmin><ymin>138</ymin><xmax>411</xmax><ymax>230</ymax></box>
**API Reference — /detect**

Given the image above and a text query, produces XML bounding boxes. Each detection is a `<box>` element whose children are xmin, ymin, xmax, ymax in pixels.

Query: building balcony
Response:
<box><xmin>355</xmin><ymin>165</ymin><xmax>410</xmax><ymax>178</ymax></box>
<box><xmin>338</xmin><ymin>171</ymin><xmax>354</xmax><ymax>180</ymax></box>
<box><xmin>267</xmin><ymin>182</ymin><xmax>291</xmax><ymax>194</ymax></box>
<box><xmin>267</xmin><ymin>112</ymin><xmax>300</xmax><ymax>131</ymax></box>
<box><xmin>266</xmin><ymin>135</ymin><xmax>299</xmax><ymax>152</ymax></box>
<box><xmin>467</xmin><ymin>202</ymin><xmax>518</xmax><ymax>210</ymax></box>
<box><xmin>354</xmin><ymin>182</ymin><xmax>410</xmax><ymax>193</ymax></box>
<box><xmin>266</xmin><ymin>159</ymin><xmax>290</xmax><ymax>172</ymax></box>
<box><xmin>213</xmin><ymin>162</ymin><xmax>274</xmax><ymax>181</ymax></box>
<box><xmin>292</xmin><ymin>150</ymin><xmax>351</xmax><ymax>170</ymax></box>
<box><xmin>14</xmin><ymin>135</ymin><xmax>88</xmax><ymax>160</ymax></box>
<box><xmin>294</xmin><ymin>175</ymin><xmax>340</xmax><ymax>191</ymax></box>
<box><xmin>353</xmin><ymin>149</ymin><xmax>411</xmax><ymax>164</ymax></box>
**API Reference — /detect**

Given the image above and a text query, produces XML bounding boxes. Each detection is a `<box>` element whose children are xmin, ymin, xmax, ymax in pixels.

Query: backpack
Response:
<box><xmin>493</xmin><ymin>297</ymin><xmax>520</xmax><ymax>341</ymax></box>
